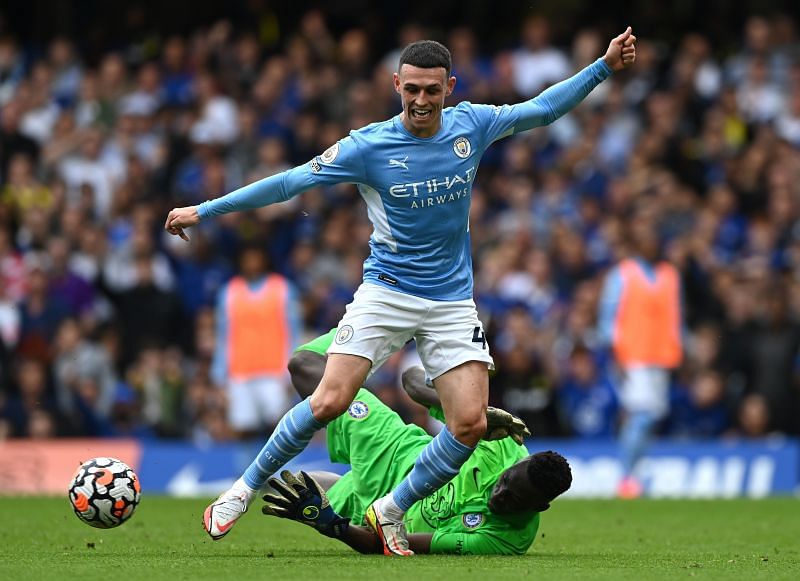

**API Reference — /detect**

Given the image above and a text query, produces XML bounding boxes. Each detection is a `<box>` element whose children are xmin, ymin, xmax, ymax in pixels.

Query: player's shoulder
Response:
<box><xmin>446</xmin><ymin>101</ymin><xmax>501</xmax><ymax>127</ymax></box>
<box><xmin>349</xmin><ymin>118</ymin><xmax>396</xmax><ymax>143</ymax></box>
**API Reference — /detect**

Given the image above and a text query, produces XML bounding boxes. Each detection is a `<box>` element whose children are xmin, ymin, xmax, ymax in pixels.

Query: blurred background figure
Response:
<box><xmin>211</xmin><ymin>244</ymin><xmax>300</xmax><ymax>438</ymax></box>
<box><xmin>598</xmin><ymin>207</ymin><xmax>684</xmax><ymax>498</ymax></box>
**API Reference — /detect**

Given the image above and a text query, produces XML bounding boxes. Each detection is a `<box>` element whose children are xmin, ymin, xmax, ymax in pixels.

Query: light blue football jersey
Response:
<box><xmin>199</xmin><ymin>58</ymin><xmax>612</xmax><ymax>301</ymax></box>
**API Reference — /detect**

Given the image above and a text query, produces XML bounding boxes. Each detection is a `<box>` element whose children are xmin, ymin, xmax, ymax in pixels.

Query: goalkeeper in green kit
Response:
<box><xmin>261</xmin><ymin>330</ymin><xmax>572</xmax><ymax>555</ymax></box>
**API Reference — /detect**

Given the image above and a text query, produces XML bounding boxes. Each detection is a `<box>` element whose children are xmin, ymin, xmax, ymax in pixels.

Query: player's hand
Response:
<box><xmin>262</xmin><ymin>470</ymin><xmax>350</xmax><ymax>538</ymax></box>
<box><xmin>484</xmin><ymin>406</ymin><xmax>531</xmax><ymax>445</ymax></box>
<box><xmin>603</xmin><ymin>26</ymin><xmax>637</xmax><ymax>72</ymax></box>
<box><xmin>163</xmin><ymin>205</ymin><xmax>200</xmax><ymax>241</ymax></box>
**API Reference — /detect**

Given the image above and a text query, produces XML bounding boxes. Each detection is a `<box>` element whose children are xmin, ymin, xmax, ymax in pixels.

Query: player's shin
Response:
<box><xmin>391</xmin><ymin>426</ymin><xmax>475</xmax><ymax>513</ymax></box>
<box><xmin>242</xmin><ymin>398</ymin><xmax>326</xmax><ymax>490</ymax></box>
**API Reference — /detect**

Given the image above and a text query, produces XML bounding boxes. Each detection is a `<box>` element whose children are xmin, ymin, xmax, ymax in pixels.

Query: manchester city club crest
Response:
<box><xmin>462</xmin><ymin>513</ymin><xmax>484</xmax><ymax>528</ymax></box>
<box><xmin>348</xmin><ymin>400</ymin><xmax>370</xmax><ymax>420</ymax></box>
<box><xmin>320</xmin><ymin>142</ymin><xmax>340</xmax><ymax>164</ymax></box>
<box><xmin>335</xmin><ymin>325</ymin><xmax>354</xmax><ymax>344</ymax></box>
<box><xmin>453</xmin><ymin>136</ymin><xmax>471</xmax><ymax>158</ymax></box>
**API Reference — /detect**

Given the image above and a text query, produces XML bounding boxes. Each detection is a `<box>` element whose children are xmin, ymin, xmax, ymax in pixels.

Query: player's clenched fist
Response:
<box><xmin>603</xmin><ymin>26</ymin><xmax>637</xmax><ymax>72</ymax></box>
<box><xmin>164</xmin><ymin>205</ymin><xmax>200</xmax><ymax>241</ymax></box>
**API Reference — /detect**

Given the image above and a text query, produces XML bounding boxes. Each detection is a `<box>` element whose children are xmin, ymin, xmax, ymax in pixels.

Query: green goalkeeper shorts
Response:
<box><xmin>325</xmin><ymin>388</ymin><xmax>432</xmax><ymax>525</ymax></box>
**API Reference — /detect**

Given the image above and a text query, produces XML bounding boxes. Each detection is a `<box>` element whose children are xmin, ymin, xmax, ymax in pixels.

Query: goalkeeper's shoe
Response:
<box><xmin>203</xmin><ymin>486</ymin><xmax>252</xmax><ymax>540</ymax></box>
<box><xmin>365</xmin><ymin>499</ymin><xmax>414</xmax><ymax>556</ymax></box>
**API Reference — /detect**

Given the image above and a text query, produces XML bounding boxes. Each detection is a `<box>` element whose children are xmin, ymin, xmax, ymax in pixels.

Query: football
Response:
<box><xmin>68</xmin><ymin>457</ymin><xmax>141</xmax><ymax>529</ymax></box>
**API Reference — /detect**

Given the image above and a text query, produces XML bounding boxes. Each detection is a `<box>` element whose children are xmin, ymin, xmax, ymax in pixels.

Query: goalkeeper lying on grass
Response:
<box><xmin>261</xmin><ymin>330</ymin><xmax>572</xmax><ymax>555</ymax></box>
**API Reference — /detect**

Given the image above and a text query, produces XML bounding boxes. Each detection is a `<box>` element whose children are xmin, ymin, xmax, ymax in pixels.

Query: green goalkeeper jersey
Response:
<box><xmin>297</xmin><ymin>331</ymin><xmax>541</xmax><ymax>555</ymax></box>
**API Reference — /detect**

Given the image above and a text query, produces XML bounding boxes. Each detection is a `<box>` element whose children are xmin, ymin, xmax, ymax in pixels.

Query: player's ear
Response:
<box><xmin>446</xmin><ymin>75</ymin><xmax>456</xmax><ymax>96</ymax></box>
<box><xmin>393</xmin><ymin>72</ymin><xmax>401</xmax><ymax>94</ymax></box>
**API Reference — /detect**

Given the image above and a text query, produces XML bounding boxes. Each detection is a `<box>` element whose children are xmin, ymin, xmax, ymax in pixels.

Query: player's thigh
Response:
<box><xmin>415</xmin><ymin>298</ymin><xmax>494</xmax><ymax>381</ymax></box>
<box><xmin>433</xmin><ymin>361</ymin><xmax>490</xmax><ymax>435</ymax></box>
<box><xmin>326</xmin><ymin>283</ymin><xmax>422</xmax><ymax>373</ymax></box>
<box><xmin>226</xmin><ymin>379</ymin><xmax>261</xmax><ymax>432</ymax></box>
<box><xmin>310</xmin><ymin>354</ymin><xmax>372</xmax><ymax>421</ymax></box>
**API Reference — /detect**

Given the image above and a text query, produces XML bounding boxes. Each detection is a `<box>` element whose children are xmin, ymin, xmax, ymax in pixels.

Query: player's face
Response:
<box><xmin>394</xmin><ymin>64</ymin><xmax>456</xmax><ymax>138</ymax></box>
<box><xmin>488</xmin><ymin>461</ymin><xmax>542</xmax><ymax>515</ymax></box>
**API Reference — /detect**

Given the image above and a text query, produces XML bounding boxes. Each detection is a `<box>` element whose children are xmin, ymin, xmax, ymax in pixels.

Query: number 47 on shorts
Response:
<box><xmin>471</xmin><ymin>326</ymin><xmax>487</xmax><ymax>349</ymax></box>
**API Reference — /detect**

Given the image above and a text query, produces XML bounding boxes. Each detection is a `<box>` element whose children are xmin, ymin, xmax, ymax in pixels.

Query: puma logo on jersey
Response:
<box><xmin>388</xmin><ymin>156</ymin><xmax>409</xmax><ymax>170</ymax></box>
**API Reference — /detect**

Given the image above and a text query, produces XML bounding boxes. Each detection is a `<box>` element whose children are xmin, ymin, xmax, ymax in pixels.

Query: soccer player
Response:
<box><xmin>598</xmin><ymin>207</ymin><xmax>683</xmax><ymax>498</ymax></box>
<box><xmin>260</xmin><ymin>329</ymin><xmax>571</xmax><ymax>555</ymax></box>
<box><xmin>166</xmin><ymin>28</ymin><xmax>635</xmax><ymax>555</ymax></box>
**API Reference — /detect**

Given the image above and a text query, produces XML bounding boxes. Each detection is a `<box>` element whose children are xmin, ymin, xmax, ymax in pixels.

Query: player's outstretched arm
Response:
<box><xmin>165</xmin><ymin>136</ymin><xmax>366</xmax><ymax>241</ymax></box>
<box><xmin>164</xmin><ymin>166</ymin><xmax>308</xmax><ymax>240</ymax></box>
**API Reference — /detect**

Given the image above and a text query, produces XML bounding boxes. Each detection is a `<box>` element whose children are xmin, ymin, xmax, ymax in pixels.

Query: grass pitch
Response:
<box><xmin>0</xmin><ymin>497</ymin><xmax>798</xmax><ymax>580</ymax></box>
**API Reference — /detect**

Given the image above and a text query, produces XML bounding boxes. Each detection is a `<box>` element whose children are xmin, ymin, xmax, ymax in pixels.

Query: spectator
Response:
<box><xmin>511</xmin><ymin>15</ymin><xmax>571</xmax><ymax>97</ymax></box>
<box><xmin>17</xmin><ymin>255</ymin><xmax>69</xmax><ymax>362</ymax></box>
<box><xmin>114</xmin><ymin>256</ymin><xmax>185</xmax><ymax>368</ymax></box>
<box><xmin>3</xmin><ymin>358</ymin><xmax>57</xmax><ymax>437</ymax></box>
<box><xmin>668</xmin><ymin>370</ymin><xmax>729</xmax><ymax>438</ymax></box>
<box><xmin>53</xmin><ymin>318</ymin><xmax>116</xmax><ymax>432</ymax></box>
<box><xmin>556</xmin><ymin>344</ymin><xmax>618</xmax><ymax>438</ymax></box>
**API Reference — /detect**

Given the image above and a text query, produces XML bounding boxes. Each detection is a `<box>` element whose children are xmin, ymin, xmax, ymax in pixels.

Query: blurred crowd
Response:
<box><xmin>2</xmin><ymin>9</ymin><xmax>800</xmax><ymax>442</ymax></box>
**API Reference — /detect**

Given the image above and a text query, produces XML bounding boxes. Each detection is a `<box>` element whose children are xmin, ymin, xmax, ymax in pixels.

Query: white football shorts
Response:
<box><xmin>618</xmin><ymin>366</ymin><xmax>670</xmax><ymax>419</ymax></box>
<box><xmin>327</xmin><ymin>283</ymin><xmax>494</xmax><ymax>381</ymax></box>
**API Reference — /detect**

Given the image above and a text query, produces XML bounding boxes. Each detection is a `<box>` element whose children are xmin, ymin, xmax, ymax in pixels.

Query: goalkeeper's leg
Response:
<box><xmin>203</xmin><ymin>354</ymin><xmax>370</xmax><ymax>540</ymax></box>
<box><xmin>367</xmin><ymin>360</ymin><xmax>488</xmax><ymax>556</ymax></box>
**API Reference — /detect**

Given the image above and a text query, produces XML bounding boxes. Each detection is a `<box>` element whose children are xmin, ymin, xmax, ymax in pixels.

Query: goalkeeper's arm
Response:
<box><xmin>336</xmin><ymin>526</ymin><xmax>433</xmax><ymax>555</ymax></box>
<box><xmin>262</xmin><ymin>470</ymin><xmax>434</xmax><ymax>554</ymax></box>
<box><xmin>401</xmin><ymin>366</ymin><xmax>440</xmax><ymax>408</ymax></box>
<box><xmin>402</xmin><ymin>366</ymin><xmax>531</xmax><ymax>444</ymax></box>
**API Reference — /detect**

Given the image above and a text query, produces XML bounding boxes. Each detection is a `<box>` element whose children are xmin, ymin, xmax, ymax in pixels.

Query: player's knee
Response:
<box><xmin>309</xmin><ymin>383</ymin><xmax>354</xmax><ymax>421</ymax></box>
<box><xmin>451</xmin><ymin>414</ymin><xmax>487</xmax><ymax>447</ymax></box>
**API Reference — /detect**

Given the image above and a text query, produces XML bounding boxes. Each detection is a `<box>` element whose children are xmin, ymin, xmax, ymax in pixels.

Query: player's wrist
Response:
<box><xmin>598</xmin><ymin>56</ymin><xmax>615</xmax><ymax>75</ymax></box>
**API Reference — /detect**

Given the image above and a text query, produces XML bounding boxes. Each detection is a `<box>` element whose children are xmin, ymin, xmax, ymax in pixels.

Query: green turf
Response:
<box><xmin>0</xmin><ymin>497</ymin><xmax>798</xmax><ymax>580</ymax></box>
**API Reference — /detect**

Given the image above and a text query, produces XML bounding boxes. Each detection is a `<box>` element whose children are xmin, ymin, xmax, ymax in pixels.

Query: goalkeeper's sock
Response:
<box><xmin>390</xmin><ymin>426</ymin><xmax>475</xmax><ymax>512</ymax></box>
<box><xmin>242</xmin><ymin>398</ymin><xmax>325</xmax><ymax>490</ymax></box>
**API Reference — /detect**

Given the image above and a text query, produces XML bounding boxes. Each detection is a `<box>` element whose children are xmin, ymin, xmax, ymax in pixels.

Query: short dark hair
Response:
<box><xmin>527</xmin><ymin>450</ymin><xmax>572</xmax><ymax>505</ymax></box>
<box><xmin>398</xmin><ymin>40</ymin><xmax>452</xmax><ymax>77</ymax></box>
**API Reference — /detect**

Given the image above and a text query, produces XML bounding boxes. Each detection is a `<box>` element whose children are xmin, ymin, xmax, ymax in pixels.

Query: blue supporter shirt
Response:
<box><xmin>199</xmin><ymin>58</ymin><xmax>612</xmax><ymax>301</ymax></box>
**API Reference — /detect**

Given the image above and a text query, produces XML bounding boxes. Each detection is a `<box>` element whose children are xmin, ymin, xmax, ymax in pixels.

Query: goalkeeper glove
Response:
<box><xmin>262</xmin><ymin>470</ymin><xmax>350</xmax><ymax>538</ymax></box>
<box><xmin>484</xmin><ymin>406</ymin><xmax>531</xmax><ymax>445</ymax></box>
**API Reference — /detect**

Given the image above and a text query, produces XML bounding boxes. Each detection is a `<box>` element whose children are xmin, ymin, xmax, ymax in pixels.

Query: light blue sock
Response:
<box><xmin>619</xmin><ymin>411</ymin><xmax>655</xmax><ymax>476</ymax></box>
<box><xmin>242</xmin><ymin>398</ymin><xmax>324</xmax><ymax>490</ymax></box>
<box><xmin>391</xmin><ymin>427</ymin><xmax>474</xmax><ymax>512</ymax></box>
